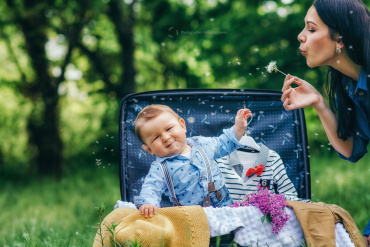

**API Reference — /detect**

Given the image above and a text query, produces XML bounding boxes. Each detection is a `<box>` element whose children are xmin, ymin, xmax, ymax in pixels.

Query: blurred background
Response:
<box><xmin>0</xmin><ymin>0</ymin><xmax>369</xmax><ymax>246</ymax></box>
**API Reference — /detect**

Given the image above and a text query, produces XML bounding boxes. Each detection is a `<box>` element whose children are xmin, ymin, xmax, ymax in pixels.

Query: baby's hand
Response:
<box><xmin>234</xmin><ymin>109</ymin><xmax>252</xmax><ymax>140</ymax></box>
<box><xmin>235</xmin><ymin>109</ymin><xmax>252</xmax><ymax>129</ymax></box>
<box><xmin>139</xmin><ymin>204</ymin><xmax>158</xmax><ymax>218</ymax></box>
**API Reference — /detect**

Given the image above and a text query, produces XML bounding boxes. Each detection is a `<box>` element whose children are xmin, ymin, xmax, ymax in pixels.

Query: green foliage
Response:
<box><xmin>0</xmin><ymin>0</ymin><xmax>369</xmax><ymax>175</ymax></box>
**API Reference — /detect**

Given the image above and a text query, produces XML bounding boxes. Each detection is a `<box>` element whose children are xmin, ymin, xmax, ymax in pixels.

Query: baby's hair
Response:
<box><xmin>135</xmin><ymin>104</ymin><xmax>181</xmax><ymax>143</ymax></box>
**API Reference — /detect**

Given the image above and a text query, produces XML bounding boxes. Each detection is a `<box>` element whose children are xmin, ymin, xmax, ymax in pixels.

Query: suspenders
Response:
<box><xmin>157</xmin><ymin>160</ymin><xmax>182</xmax><ymax>206</ymax></box>
<box><xmin>197</xmin><ymin>146</ymin><xmax>223</xmax><ymax>206</ymax></box>
<box><xmin>157</xmin><ymin>146</ymin><xmax>222</xmax><ymax>207</ymax></box>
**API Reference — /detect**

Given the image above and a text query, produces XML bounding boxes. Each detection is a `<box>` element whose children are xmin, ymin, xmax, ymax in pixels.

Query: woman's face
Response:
<box><xmin>297</xmin><ymin>6</ymin><xmax>339</xmax><ymax>68</ymax></box>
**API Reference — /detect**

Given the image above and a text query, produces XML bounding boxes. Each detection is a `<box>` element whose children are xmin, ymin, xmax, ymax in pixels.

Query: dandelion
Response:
<box><xmin>266</xmin><ymin>61</ymin><xmax>287</xmax><ymax>76</ymax></box>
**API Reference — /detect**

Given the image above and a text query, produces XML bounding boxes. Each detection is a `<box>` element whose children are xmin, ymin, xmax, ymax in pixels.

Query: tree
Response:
<box><xmin>2</xmin><ymin>0</ymin><xmax>91</xmax><ymax>177</ymax></box>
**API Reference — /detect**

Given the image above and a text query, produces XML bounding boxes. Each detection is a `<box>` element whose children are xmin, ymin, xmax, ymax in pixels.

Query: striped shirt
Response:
<box><xmin>216</xmin><ymin>145</ymin><xmax>299</xmax><ymax>201</ymax></box>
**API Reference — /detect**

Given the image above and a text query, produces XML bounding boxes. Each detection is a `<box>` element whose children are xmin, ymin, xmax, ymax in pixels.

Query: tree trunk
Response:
<box><xmin>108</xmin><ymin>0</ymin><xmax>136</xmax><ymax>99</ymax></box>
<box><xmin>19</xmin><ymin>0</ymin><xmax>63</xmax><ymax>177</ymax></box>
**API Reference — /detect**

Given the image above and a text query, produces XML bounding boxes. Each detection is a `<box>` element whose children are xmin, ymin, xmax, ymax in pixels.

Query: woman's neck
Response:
<box><xmin>330</xmin><ymin>50</ymin><xmax>361</xmax><ymax>81</ymax></box>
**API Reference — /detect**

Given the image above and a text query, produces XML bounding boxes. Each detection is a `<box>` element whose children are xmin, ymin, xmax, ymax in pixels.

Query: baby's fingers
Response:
<box><xmin>148</xmin><ymin>206</ymin><xmax>157</xmax><ymax>217</ymax></box>
<box><xmin>244</xmin><ymin>112</ymin><xmax>252</xmax><ymax>120</ymax></box>
<box><xmin>139</xmin><ymin>205</ymin><xmax>150</xmax><ymax>217</ymax></box>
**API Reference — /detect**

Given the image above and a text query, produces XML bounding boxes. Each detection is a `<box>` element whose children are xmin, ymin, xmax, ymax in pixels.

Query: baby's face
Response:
<box><xmin>141</xmin><ymin>112</ymin><xmax>188</xmax><ymax>157</ymax></box>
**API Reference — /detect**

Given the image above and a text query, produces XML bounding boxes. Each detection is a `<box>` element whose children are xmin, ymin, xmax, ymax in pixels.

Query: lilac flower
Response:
<box><xmin>230</xmin><ymin>184</ymin><xmax>291</xmax><ymax>234</ymax></box>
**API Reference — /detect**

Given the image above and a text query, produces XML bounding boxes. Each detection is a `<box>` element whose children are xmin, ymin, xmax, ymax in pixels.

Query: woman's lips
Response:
<box><xmin>299</xmin><ymin>48</ymin><xmax>307</xmax><ymax>56</ymax></box>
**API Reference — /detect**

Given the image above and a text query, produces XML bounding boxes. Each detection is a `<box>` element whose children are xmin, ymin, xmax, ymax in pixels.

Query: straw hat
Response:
<box><xmin>93</xmin><ymin>205</ymin><xmax>210</xmax><ymax>247</ymax></box>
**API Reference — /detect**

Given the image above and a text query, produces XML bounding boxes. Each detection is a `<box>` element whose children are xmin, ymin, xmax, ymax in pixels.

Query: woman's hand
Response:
<box><xmin>281</xmin><ymin>74</ymin><xmax>323</xmax><ymax>111</ymax></box>
<box><xmin>364</xmin><ymin>235</ymin><xmax>370</xmax><ymax>247</ymax></box>
<box><xmin>282</xmin><ymin>74</ymin><xmax>353</xmax><ymax>157</ymax></box>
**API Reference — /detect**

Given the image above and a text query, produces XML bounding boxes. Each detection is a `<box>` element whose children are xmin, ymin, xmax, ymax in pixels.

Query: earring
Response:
<box><xmin>336</xmin><ymin>47</ymin><xmax>341</xmax><ymax>54</ymax></box>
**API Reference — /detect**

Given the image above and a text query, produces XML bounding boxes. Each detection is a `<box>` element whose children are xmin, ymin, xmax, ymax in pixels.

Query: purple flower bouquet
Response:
<box><xmin>230</xmin><ymin>184</ymin><xmax>291</xmax><ymax>234</ymax></box>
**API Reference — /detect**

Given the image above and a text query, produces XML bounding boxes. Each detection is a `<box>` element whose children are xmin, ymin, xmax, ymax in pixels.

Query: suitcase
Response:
<box><xmin>119</xmin><ymin>88</ymin><xmax>311</xmax><ymax>245</ymax></box>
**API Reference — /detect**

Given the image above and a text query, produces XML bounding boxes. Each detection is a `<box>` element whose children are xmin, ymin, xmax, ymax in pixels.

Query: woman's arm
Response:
<box><xmin>281</xmin><ymin>74</ymin><xmax>353</xmax><ymax>158</ymax></box>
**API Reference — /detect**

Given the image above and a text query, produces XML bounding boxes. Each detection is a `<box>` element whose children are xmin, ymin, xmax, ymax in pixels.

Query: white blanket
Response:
<box><xmin>115</xmin><ymin>201</ymin><xmax>355</xmax><ymax>246</ymax></box>
<box><xmin>204</xmin><ymin>206</ymin><xmax>355</xmax><ymax>247</ymax></box>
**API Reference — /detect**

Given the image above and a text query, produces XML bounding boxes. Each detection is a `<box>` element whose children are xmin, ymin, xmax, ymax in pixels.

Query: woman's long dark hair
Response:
<box><xmin>314</xmin><ymin>0</ymin><xmax>370</xmax><ymax>140</ymax></box>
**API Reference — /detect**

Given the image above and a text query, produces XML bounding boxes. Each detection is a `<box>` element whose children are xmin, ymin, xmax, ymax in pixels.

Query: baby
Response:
<box><xmin>134</xmin><ymin>104</ymin><xmax>252</xmax><ymax>217</ymax></box>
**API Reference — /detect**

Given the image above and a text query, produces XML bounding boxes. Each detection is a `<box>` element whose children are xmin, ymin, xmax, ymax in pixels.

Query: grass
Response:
<box><xmin>0</xmin><ymin>165</ymin><xmax>120</xmax><ymax>247</ymax></box>
<box><xmin>0</xmin><ymin>153</ymin><xmax>369</xmax><ymax>246</ymax></box>
<box><xmin>309</xmin><ymin>152</ymin><xmax>370</xmax><ymax>231</ymax></box>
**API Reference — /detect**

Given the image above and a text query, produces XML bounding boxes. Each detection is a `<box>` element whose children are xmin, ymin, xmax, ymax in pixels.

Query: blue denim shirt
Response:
<box><xmin>134</xmin><ymin>127</ymin><xmax>242</xmax><ymax>207</ymax></box>
<box><xmin>339</xmin><ymin>68</ymin><xmax>369</xmax><ymax>163</ymax></box>
<box><xmin>364</xmin><ymin>219</ymin><xmax>370</xmax><ymax>236</ymax></box>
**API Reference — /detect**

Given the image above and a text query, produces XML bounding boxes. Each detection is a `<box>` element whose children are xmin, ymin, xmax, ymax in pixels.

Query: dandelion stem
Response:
<box><xmin>275</xmin><ymin>69</ymin><xmax>287</xmax><ymax>76</ymax></box>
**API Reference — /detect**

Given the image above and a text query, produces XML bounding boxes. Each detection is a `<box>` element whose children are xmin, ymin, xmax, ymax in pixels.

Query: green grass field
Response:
<box><xmin>1</xmin><ymin>154</ymin><xmax>369</xmax><ymax>246</ymax></box>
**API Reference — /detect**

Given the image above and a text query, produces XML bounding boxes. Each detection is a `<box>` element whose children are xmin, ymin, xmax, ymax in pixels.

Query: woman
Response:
<box><xmin>280</xmin><ymin>0</ymin><xmax>370</xmax><ymax>245</ymax></box>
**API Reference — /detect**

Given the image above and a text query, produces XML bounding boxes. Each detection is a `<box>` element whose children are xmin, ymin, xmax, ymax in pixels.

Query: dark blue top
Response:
<box><xmin>339</xmin><ymin>68</ymin><xmax>369</xmax><ymax>163</ymax></box>
<box><xmin>364</xmin><ymin>219</ymin><xmax>370</xmax><ymax>236</ymax></box>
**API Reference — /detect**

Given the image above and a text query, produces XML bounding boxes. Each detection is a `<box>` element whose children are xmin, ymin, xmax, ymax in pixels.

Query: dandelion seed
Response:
<box><xmin>187</xmin><ymin>117</ymin><xmax>195</xmax><ymax>124</ymax></box>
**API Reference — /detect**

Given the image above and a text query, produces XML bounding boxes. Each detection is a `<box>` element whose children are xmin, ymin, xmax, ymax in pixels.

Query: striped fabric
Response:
<box><xmin>216</xmin><ymin>145</ymin><xmax>300</xmax><ymax>201</ymax></box>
